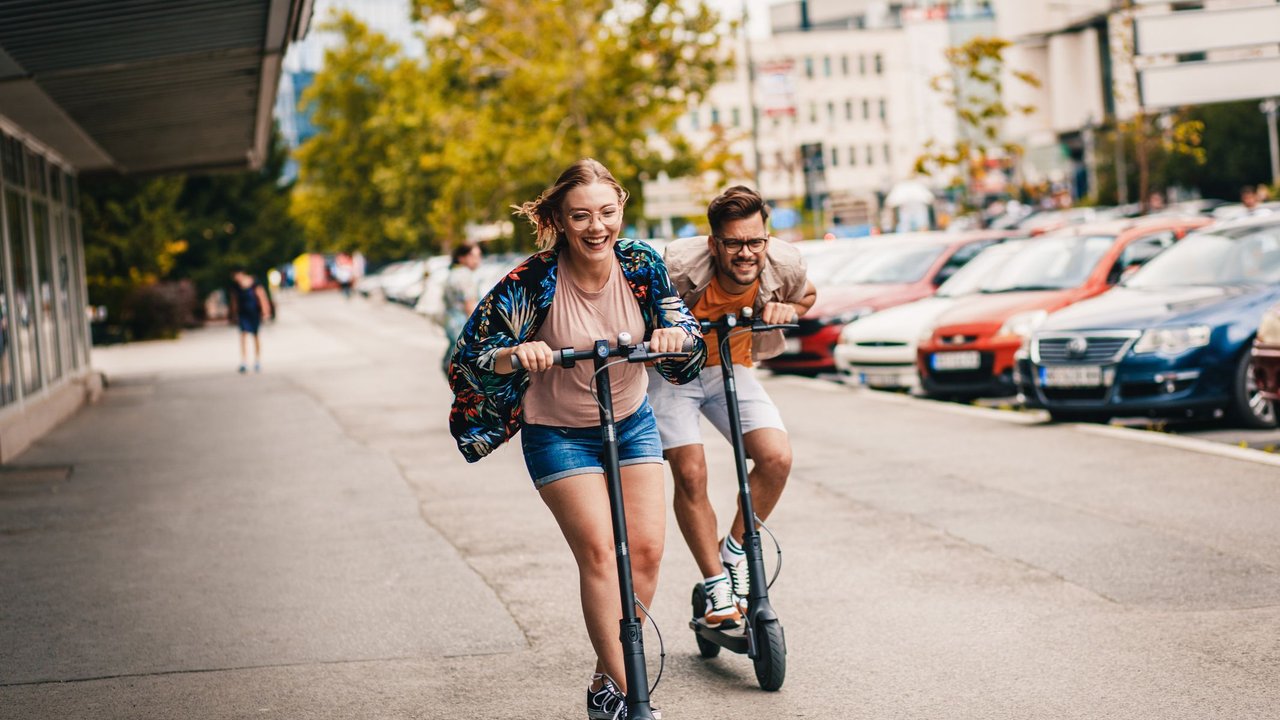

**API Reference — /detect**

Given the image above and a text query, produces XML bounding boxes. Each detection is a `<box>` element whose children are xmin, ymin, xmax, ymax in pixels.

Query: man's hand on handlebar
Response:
<box><xmin>759</xmin><ymin>301</ymin><xmax>799</xmax><ymax>326</ymax></box>
<box><xmin>648</xmin><ymin>327</ymin><xmax>691</xmax><ymax>355</ymax></box>
<box><xmin>503</xmin><ymin>341</ymin><xmax>555</xmax><ymax>373</ymax></box>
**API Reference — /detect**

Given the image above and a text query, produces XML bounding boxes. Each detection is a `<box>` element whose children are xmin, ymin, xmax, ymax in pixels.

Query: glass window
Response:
<box><xmin>804</xmin><ymin>56</ymin><xmax>814</xmax><ymax>78</ymax></box>
<box><xmin>866</xmin><ymin>145</ymin><xmax>874</xmax><ymax>166</ymax></box>
<box><xmin>980</xmin><ymin>235</ymin><xmax>1117</xmax><ymax>291</ymax></box>
<box><xmin>874</xmin><ymin>53</ymin><xmax>884</xmax><ymax>74</ymax></box>
<box><xmin>2</xmin><ymin>135</ymin><xmax>25</xmax><ymax>186</ymax></box>
<box><xmin>859</xmin><ymin>55</ymin><xmax>866</xmax><ymax>76</ymax></box>
<box><xmin>849</xmin><ymin>145</ymin><xmax>857</xmax><ymax>166</ymax></box>
<box><xmin>829</xmin><ymin>244</ymin><xmax>947</xmax><ymax>285</ymax></box>
<box><xmin>823</xmin><ymin>56</ymin><xmax>831</xmax><ymax>77</ymax></box>
<box><xmin>863</xmin><ymin>99</ymin><xmax>871</xmax><ymax>120</ymax></box>
<box><xmin>5</xmin><ymin>190</ymin><xmax>40</xmax><ymax>395</ymax></box>
<box><xmin>827</xmin><ymin>101</ymin><xmax>835</xmax><ymax>123</ymax></box>
<box><xmin>0</xmin><ymin>193</ymin><xmax>14</xmax><ymax>404</ymax></box>
<box><xmin>845</xmin><ymin>100</ymin><xmax>854</xmax><ymax>121</ymax></box>
<box><xmin>830</xmin><ymin>147</ymin><xmax>838</xmax><ymax>167</ymax></box>
<box><xmin>1127</xmin><ymin>228</ymin><xmax>1280</xmax><ymax>286</ymax></box>
<box><xmin>67</xmin><ymin>214</ymin><xmax>90</xmax><ymax>369</ymax></box>
<box><xmin>808</xmin><ymin>101</ymin><xmax>817</xmax><ymax>123</ymax></box>
<box><xmin>879</xmin><ymin>98</ymin><xmax>887</xmax><ymax>121</ymax></box>
<box><xmin>731</xmin><ymin>107</ymin><xmax>741</xmax><ymax>127</ymax></box>
<box><xmin>689</xmin><ymin>110</ymin><xmax>700</xmax><ymax>131</ymax></box>
<box><xmin>33</xmin><ymin>201</ymin><xmax>62</xmax><ymax>382</ymax></box>
<box><xmin>710</xmin><ymin>107</ymin><xmax>720</xmax><ymax>125</ymax></box>
<box><xmin>883</xmin><ymin>143</ymin><xmax>891</xmax><ymax>163</ymax></box>
<box><xmin>842</xmin><ymin>55</ymin><xmax>849</xmax><ymax>76</ymax></box>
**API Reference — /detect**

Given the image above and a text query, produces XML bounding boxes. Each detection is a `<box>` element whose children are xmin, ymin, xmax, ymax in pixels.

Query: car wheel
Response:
<box><xmin>1047</xmin><ymin>410</ymin><xmax>1111</xmax><ymax>424</ymax></box>
<box><xmin>1229</xmin><ymin>350</ymin><xmax>1277</xmax><ymax>429</ymax></box>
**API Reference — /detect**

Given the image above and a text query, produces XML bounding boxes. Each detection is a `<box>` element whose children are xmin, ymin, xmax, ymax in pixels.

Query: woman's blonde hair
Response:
<box><xmin>513</xmin><ymin>158</ymin><xmax>629</xmax><ymax>251</ymax></box>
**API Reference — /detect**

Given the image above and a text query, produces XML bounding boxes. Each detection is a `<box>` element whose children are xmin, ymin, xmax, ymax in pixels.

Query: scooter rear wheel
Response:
<box><xmin>690</xmin><ymin>584</ymin><xmax>721</xmax><ymax>658</ymax></box>
<box><xmin>752</xmin><ymin>619</ymin><xmax>786</xmax><ymax>691</ymax></box>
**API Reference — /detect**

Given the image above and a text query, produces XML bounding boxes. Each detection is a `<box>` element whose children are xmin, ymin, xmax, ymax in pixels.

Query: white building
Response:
<box><xmin>647</xmin><ymin>0</ymin><xmax>996</xmax><ymax>235</ymax></box>
<box><xmin>993</xmin><ymin>0</ymin><xmax>1280</xmax><ymax>196</ymax></box>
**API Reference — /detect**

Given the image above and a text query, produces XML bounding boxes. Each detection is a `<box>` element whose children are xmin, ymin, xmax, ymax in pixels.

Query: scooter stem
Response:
<box><xmin>592</xmin><ymin>340</ymin><xmax>655</xmax><ymax>718</ymax></box>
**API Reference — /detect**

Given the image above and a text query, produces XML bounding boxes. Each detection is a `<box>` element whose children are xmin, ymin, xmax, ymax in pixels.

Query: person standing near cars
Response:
<box><xmin>447</xmin><ymin>158</ymin><xmax>705</xmax><ymax>719</ymax></box>
<box><xmin>647</xmin><ymin>186</ymin><xmax>816</xmax><ymax>629</ymax></box>
<box><xmin>440</xmin><ymin>242</ymin><xmax>482</xmax><ymax>375</ymax></box>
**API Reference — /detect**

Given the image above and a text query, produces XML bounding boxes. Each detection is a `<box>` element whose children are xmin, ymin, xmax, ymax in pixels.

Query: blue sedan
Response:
<box><xmin>1016</xmin><ymin>214</ymin><xmax>1280</xmax><ymax>427</ymax></box>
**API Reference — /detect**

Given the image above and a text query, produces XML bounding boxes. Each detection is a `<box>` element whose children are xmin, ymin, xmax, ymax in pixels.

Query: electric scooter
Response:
<box><xmin>688</xmin><ymin>307</ymin><xmax>796</xmax><ymax>692</ymax></box>
<box><xmin>512</xmin><ymin>332</ymin><xmax>694</xmax><ymax>720</ymax></box>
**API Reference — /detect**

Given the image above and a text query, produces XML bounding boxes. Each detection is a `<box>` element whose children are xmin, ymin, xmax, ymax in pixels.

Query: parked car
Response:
<box><xmin>764</xmin><ymin>231</ymin><xmax>1008</xmax><ymax>374</ymax></box>
<box><xmin>355</xmin><ymin>260</ymin><xmax>411</xmax><ymax>298</ymax></box>
<box><xmin>833</xmin><ymin>238</ymin><xmax>1029</xmax><ymax>390</ymax></box>
<box><xmin>917</xmin><ymin>216</ymin><xmax>1212</xmax><ymax>399</ymax></box>
<box><xmin>1019</xmin><ymin>214</ymin><xmax>1280</xmax><ymax>427</ymax></box>
<box><xmin>1253</xmin><ymin>298</ymin><xmax>1280</xmax><ymax>403</ymax></box>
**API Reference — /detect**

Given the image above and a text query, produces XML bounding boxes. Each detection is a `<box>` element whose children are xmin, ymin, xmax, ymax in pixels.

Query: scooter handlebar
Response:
<box><xmin>508</xmin><ymin>337</ymin><xmax>696</xmax><ymax>370</ymax></box>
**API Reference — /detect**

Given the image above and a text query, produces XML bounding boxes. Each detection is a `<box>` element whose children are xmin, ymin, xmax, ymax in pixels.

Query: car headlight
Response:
<box><xmin>997</xmin><ymin>310</ymin><xmax>1048</xmax><ymax>339</ymax></box>
<box><xmin>824</xmin><ymin>307</ymin><xmax>873</xmax><ymax>327</ymax></box>
<box><xmin>1259</xmin><ymin>307</ymin><xmax>1280</xmax><ymax>344</ymax></box>
<box><xmin>1133</xmin><ymin>325</ymin><xmax>1212</xmax><ymax>354</ymax></box>
<box><xmin>917</xmin><ymin>324</ymin><xmax>936</xmax><ymax>346</ymax></box>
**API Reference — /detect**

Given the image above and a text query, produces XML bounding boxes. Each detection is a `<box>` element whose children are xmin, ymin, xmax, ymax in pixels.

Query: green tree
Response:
<box><xmin>411</xmin><ymin>0</ymin><xmax>730</xmax><ymax>246</ymax></box>
<box><xmin>173</xmin><ymin>129</ymin><xmax>304</xmax><ymax>299</ymax></box>
<box><xmin>290</xmin><ymin>12</ymin><xmax>437</xmax><ymax>260</ymax></box>
<box><xmin>914</xmin><ymin>36</ymin><xmax>1039</xmax><ymax>204</ymax></box>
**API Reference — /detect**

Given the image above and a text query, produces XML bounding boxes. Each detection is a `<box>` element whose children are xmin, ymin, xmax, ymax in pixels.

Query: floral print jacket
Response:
<box><xmin>448</xmin><ymin>239</ymin><xmax>707</xmax><ymax>463</ymax></box>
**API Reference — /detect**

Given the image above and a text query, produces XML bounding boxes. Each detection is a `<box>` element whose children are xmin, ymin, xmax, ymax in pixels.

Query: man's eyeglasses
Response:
<box><xmin>566</xmin><ymin>206</ymin><xmax>622</xmax><ymax>230</ymax></box>
<box><xmin>715</xmin><ymin>236</ymin><xmax>768</xmax><ymax>253</ymax></box>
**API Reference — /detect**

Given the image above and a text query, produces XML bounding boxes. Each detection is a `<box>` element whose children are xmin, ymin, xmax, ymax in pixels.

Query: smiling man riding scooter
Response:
<box><xmin>647</xmin><ymin>186</ymin><xmax>817</xmax><ymax>629</ymax></box>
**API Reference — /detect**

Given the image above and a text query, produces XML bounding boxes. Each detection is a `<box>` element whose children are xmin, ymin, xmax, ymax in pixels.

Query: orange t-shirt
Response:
<box><xmin>692</xmin><ymin>278</ymin><xmax>760</xmax><ymax>368</ymax></box>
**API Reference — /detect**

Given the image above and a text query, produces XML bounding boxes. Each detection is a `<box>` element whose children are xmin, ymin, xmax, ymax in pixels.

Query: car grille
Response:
<box><xmin>1033</xmin><ymin>332</ymin><xmax>1139</xmax><ymax>365</ymax></box>
<box><xmin>854</xmin><ymin>340</ymin><xmax>908</xmax><ymax>347</ymax></box>
<box><xmin>1042</xmin><ymin>387</ymin><xmax>1109</xmax><ymax>402</ymax></box>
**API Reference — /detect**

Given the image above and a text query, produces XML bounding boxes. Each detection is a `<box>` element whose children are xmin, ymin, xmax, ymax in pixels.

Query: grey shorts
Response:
<box><xmin>646</xmin><ymin>365</ymin><xmax>786</xmax><ymax>450</ymax></box>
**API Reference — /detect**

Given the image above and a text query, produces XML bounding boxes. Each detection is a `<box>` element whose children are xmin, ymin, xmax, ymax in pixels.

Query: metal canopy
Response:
<box><xmin>0</xmin><ymin>0</ymin><xmax>312</xmax><ymax>174</ymax></box>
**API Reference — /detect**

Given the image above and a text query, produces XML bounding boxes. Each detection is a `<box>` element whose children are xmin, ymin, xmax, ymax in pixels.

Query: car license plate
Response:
<box><xmin>860</xmin><ymin>372</ymin><xmax>903</xmax><ymax>387</ymax></box>
<box><xmin>783</xmin><ymin>338</ymin><xmax>801</xmax><ymax>355</ymax></box>
<box><xmin>930</xmin><ymin>351</ymin><xmax>980</xmax><ymax>371</ymax></box>
<box><xmin>1039</xmin><ymin>365</ymin><xmax>1103</xmax><ymax>387</ymax></box>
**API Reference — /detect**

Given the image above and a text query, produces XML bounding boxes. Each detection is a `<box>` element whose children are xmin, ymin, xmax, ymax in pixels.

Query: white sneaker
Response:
<box><xmin>724</xmin><ymin>554</ymin><xmax>750</xmax><ymax>615</ymax></box>
<box><xmin>698</xmin><ymin>577</ymin><xmax>741</xmax><ymax>628</ymax></box>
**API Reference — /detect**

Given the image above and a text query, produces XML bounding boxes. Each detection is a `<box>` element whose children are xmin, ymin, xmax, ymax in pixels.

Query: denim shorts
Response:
<box><xmin>520</xmin><ymin>399</ymin><xmax>664</xmax><ymax>488</ymax></box>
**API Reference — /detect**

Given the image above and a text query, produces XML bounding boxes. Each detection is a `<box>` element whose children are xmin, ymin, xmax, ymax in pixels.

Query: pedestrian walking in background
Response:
<box><xmin>333</xmin><ymin>256</ymin><xmax>355</xmax><ymax>299</ymax></box>
<box><xmin>440</xmin><ymin>242</ymin><xmax>482</xmax><ymax>375</ymax></box>
<box><xmin>228</xmin><ymin>267</ymin><xmax>272</xmax><ymax>373</ymax></box>
<box><xmin>447</xmin><ymin>158</ymin><xmax>705</xmax><ymax>719</ymax></box>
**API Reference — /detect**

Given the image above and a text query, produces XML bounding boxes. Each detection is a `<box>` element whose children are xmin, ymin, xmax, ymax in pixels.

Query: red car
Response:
<box><xmin>1254</xmin><ymin>298</ymin><xmax>1280</xmax><ymax>402</ymax></box>
<box><xmin>917</xmin><ymin>216</ymin><xmax>1212</xmax><ymax>398</ymax></box>
<box><xmin>764</xmin><ymin>231</ymin><xmax>1009</xmax><ymax>374</ymax></box>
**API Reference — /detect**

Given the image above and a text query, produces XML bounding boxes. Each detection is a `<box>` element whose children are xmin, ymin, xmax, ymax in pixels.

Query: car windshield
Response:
<box><xmin>827</xmin><ymin>244</ymin><xmax>946</xmax><ymax>285</ymax></box>
<box><xmin>935</xmin><ymin>241</ymin><xmax>1028</xmax><ymax>298</ymax></box>
<box><xmin>1125</xmin><ymin>228</ymin><xmax>1280</xmax><ymax>287</ymax></box>
<box><xmin>803</xmin><ymin>243</ymin><xmax>874</xmax><ymax>285</ymax></box>
<box><xmin>977</xmin><ymin>235</ymin><xmax>1115</xmax><ymax>292</ymax></box>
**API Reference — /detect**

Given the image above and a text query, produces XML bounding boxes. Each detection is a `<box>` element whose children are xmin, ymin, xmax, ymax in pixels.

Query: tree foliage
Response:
<box><xmin>81</xmin><ymin>130</ymin><xmax>302</xmax><ymax>339</ymax></box>
<box><xmin>292</xmin><ymin>1</ymin><xmax>733</xmax><ymax>256</ymax></box>
<box><xmin>913</xmin><ymin>36</ymin><xmax>1039</xmax><ymax>193</ymax></box>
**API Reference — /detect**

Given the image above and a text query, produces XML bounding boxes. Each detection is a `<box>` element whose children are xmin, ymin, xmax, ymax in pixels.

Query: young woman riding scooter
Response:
<box><xmin>447</xmin><ymin>159</ymin><xmax>706</xmax><ymax>719</ymax></box>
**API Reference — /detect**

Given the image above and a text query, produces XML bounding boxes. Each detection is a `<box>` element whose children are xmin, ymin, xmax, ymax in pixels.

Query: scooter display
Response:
<box><xmin>688</xmin><ymin>307</ymin><xmax>796</xmax><ymax>692</ymax></box>
<box><xmin>511</xmin><ymin>332</ymin><xmax>694</xmax><ymax>720</ymax></box>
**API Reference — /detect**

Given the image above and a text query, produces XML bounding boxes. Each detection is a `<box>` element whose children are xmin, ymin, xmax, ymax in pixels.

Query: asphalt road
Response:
<box><xmin>2</xmin><ymin>291</ymin><xmax>1277</xmax><ymax>719</ymax></box>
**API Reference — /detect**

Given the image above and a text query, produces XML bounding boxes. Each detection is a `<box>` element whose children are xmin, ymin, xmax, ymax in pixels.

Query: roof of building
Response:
<box><xmin>0</xmin><ymin>0</ymin><xmax>312</xmax><ymax>174</ymax></box>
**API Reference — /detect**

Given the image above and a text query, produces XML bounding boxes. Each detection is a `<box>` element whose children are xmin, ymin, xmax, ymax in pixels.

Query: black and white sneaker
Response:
<box><xmin>587</xmin><ymin>674</ymin><xmax>627</xmax><ymax>720</ymax></box>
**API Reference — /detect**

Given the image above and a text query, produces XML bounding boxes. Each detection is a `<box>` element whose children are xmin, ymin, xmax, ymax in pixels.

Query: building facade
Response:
<box><xmin>646</xmin><ymin>0</ymin><xmax>996</xmax><ymax>236</ymax></box>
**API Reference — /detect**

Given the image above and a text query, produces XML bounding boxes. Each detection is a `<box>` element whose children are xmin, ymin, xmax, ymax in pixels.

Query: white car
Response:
<box><xmin>834</xmin><ymin>239</ymin><xmax>1029</xmax><ymax>390</ymax></box>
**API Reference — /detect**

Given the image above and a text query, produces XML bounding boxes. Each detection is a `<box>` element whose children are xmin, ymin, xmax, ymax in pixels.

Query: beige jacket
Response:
<box><xmin>663</xmin><ymin>236</ymin><xmax>809</xmax><ymax>361</ymax></box>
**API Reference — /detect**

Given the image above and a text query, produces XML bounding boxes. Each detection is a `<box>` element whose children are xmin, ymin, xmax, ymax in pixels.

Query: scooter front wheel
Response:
<box><xmin>690</xmin><ymin>584</ymin><xmax>721</xmax><ymax>658</ymax></box>
<box><xmin>752</xmin><ymin>619</ymin><xmax>786</xmax><ymax>691</ymax></box>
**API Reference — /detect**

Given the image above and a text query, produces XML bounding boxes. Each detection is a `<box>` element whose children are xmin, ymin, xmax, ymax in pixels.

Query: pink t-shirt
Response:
<box><xmin>522</xmin><ymin>259</ymin><xmax>648</xmax><ymax>427</ymax></box>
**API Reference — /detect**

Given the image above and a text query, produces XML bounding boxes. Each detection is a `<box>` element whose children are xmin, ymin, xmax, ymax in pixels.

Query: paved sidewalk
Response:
<box><xmin>0</xmin><ymin>293</ymin><xmax>525</xmax><ymax>718</ymax></box>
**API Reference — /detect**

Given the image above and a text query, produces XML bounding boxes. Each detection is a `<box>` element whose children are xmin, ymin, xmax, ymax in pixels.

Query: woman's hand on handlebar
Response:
<box><xmin>648</xmin><ymin>327</ymin><xmax>691</xmax><ymax>355</ymax></box>
<box><xmin>501</xmin><ymin>341</ymin><xmax>555</xmax><ymax>373</ymax></box>
<box><xmin>760</xmin><ymin>301</ymin><xmax>799</xmax><ymax>325</ymax></box>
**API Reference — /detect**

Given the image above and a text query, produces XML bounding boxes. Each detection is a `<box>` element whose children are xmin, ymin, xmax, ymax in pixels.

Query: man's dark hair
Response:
<box><xmin>451</xmin><ymin>242</ymin><xmax>480</xmax><ymax>265</ymax></box>
<box><xmin>707</xmin><ymin>185</ymin><xmax>770</xmax><ymax>237</ymax></box>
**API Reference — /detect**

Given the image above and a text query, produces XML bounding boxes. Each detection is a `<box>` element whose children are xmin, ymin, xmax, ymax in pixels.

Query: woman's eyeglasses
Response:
<box><xmin>715</xmin><ymin>236</ymin><xmax>768</xmax><ymax>253</ymax></box>
<box><xmin>566</xmin><ymin>206</ymin><xmax>622</xmax><ymax>230</ymax></box>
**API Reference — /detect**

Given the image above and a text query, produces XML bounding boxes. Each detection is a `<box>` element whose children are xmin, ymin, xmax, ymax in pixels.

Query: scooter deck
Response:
<box><xmin>689</xmin><ymin>620</ymin><xmax>750</xmax><ymax>654</ymax></box>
